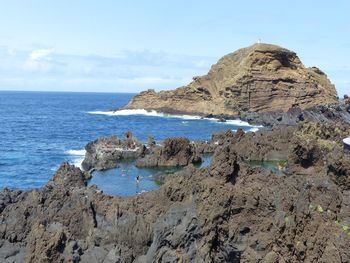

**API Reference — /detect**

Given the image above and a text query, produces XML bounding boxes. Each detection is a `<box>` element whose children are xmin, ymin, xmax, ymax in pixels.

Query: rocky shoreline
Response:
<box><xmin>238</xmin><ymin>99</ymin><xmax>350</xmax><ymax>126</ymax></box>
<box><xmin>1</xmin><ymin>120</ymin><xmax>350</xmax><ymax>262</ymax></box>
<box><xmin>82</xmin><ymin>133</ymin><xmax>213</xmax><ymax>172</ymax></box>
<box><xmin>1</xmin><ymin>42</ymin><xmax>350</xmax><ymax>262</ymax></box>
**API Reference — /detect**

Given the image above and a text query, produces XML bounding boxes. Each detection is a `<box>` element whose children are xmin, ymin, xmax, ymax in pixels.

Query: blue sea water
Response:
<box><xmin>0</xmin><ymin>91</ymin><xmax>259</xmax><ymax>195</ymax></box>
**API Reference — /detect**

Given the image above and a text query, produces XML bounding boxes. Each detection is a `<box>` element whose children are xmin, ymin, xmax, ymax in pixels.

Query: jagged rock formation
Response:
<box><xmin>1</xmin><ymin>123</ymin><xmax>350</xmax><ymax>262</ymax></box>
<box><xmin>125</xmin><ymin>43</ymin><xmax>338</xmax><ymax>116</ymax></box>
<box><xmin>83</xmin><ymin>135</ymin><xmax>203</xmax><ymax>171</ymax></box>
<box><xmin>82</xmin><ymin>132</ymin><xmax>146</xmax><ymax>171</ymax></box>
<box><xmin>136</xmin><ymin>137</ymin><xmax>201</xmax><ymax>167</ymax></box>
<box><xmin>241</xmin><ymin>101</ymin><xmax>350</xmax><ymax>126</ymax></box>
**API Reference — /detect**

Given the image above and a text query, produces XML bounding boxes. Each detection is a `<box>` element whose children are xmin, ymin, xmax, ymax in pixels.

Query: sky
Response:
<box><xmin>0</xmin><ymin>0</ymin><xmax>349</xmax><ymax>96</ymax></box>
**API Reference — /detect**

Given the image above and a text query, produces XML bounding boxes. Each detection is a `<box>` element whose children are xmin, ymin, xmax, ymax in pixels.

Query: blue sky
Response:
<box><xmin>0</xmin><ymin>0</ymin><xmax>349</xmax><ymax>96</ymax></box>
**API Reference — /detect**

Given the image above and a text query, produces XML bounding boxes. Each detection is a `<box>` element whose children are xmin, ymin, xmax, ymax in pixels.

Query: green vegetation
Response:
<box><xmin>309</xmin><ymin>203</ymin><xmax>349</xmax><ymax>233</ymax></box>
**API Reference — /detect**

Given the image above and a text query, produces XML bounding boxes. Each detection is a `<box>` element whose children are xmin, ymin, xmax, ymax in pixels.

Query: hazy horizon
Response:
<box><xmin>0</xmin><ymin>1</ymin><xmax>349</xmax><ymax>97</ymax></box>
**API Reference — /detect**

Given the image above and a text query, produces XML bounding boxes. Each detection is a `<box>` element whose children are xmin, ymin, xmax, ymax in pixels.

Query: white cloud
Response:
<box><xmin>29</xmin><ymin>48</ymin><xmax>53</xmax><ymax>61</ymax></box>
<box><xmin>0</xmin><ymin>47</ymin><xmax>219</xmax><ymax>92</ymax></box>
<box><xmin>126</xmin><ymin>77</ymin><xmax>182</xmax><ymax>85</ymax></box>
<box><xmin>7</xmin><ymin>48</ymin><xmax>16</xmax><ymax>56</ymax></box>
<box><xmin>0</xmin><ymin>45</ymin><xmax>348</xmax><ymax>94</ymax></box>
<box><xmin>24</xmin><ymin>48</ymin><xmax>54</xmax><ymax>72</ymax></box>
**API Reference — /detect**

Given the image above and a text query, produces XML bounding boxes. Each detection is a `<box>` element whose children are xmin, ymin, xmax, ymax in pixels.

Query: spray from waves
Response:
<box><xmin>88</xmin><ymin>109</ymin><xmax>202</xmax><ymax>120</ymax></box>
<box><xmin>249</xmin><ymin>127</ymin><xmax>260</xmax><ymax>133</ymax></box>
<box><xmin>88</xmin><ymin>109</ymin><xmax>262</xmax><ymax>128</ymax></box>
<box><xmin>50</xmin><ymin>165</ymin><xmax>60</xmax><ymax>172</ymax></box>
<box><xmin>88</xmin><ymin>109</ymin><xmax>160</xmax><ymax>117</ymax></box>
<box><xmin>64</xmin><ymin>149</ymin><xmax>86</xmax><ymax>169</ymax></box>
<box><xmin>65</xmin><ymin>149</ymin><xmax>86</xmax><ymax>156</ymax></box>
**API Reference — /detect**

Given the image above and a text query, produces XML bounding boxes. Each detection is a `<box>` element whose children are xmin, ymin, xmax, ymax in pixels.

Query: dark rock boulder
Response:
<box><xmin>192</xmin><ymin>140</ymin><xmax>216</xmax><ymax>154</ymax></box>
<box><xmin>289</xmin><ymin>138</ymin><xmax>325</xmax><ymax>169</ymax></box>
<box><xmin>136</xmin><ymin>137</ymin><xmax>201</xmax><ymax>167</ymax></box>
<box><xmin>288</xmin><ymin>122</ymin><xmax>350</xmax><ymax>174</ymax></box>
<box><xmin>46</xmin><ymin>162</ymin><xmax>90</xmax><ymax>189</ymax></box>
<box><xmin>223</xmin><ymin>126</ymin><xmax>295</xmax><ymax>162</ymax></box>
<box><xmin>145</xmin><ymin>202</ymin><xmax>201</xmax><ymax>262</ymax></box>
<box><xmin>327</xmin><ymin>149</ymin><xmax>350</xmax><ymax>190</ymax></box>
<box><xmin>243</xmin><ymin>103</ymin><xmax>350</xmax><ymax>126</ymax></box>
<box><xmin>209</xmin><ymin>144</ymin><xmax>241</xmax><ymax>183</ymax></box>
<box><xmin>0</xmin><ymin>188</ymin><xmax>22</xmax><ymax>214</ymax></box>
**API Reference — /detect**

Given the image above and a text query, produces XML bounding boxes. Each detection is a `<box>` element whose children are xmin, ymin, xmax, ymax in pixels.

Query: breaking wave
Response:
<box><xmin>64</xmin><ymin>149</ymin><xmax>86</xmax><ymax>169</ymax></box>
<box><xmin>88</xmin><ymin>109</ymin><xmax>261</xmax><ymax>128</ymax></box>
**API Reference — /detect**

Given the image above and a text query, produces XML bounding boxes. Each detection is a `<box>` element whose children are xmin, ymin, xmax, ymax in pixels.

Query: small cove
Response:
<box><xmin>0</xmin><ymin>91</ymin><xmax>260</xmax><ymax>190</ymax></box>
<box><xmin>88</xmin><ymin>154</ymin><xmax>213</xmax><ymax>196</ymax></box>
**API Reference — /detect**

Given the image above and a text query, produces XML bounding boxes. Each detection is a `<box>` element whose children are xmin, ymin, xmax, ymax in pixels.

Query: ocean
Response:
<box><xmin>0</xmin><ymin>91</ymin><xmax>260</xmax><ymax>195</ymax></box>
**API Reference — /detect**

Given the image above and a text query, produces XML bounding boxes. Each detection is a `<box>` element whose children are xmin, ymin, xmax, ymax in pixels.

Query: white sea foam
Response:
<box><xmin>88</xmin><ymin>109</ymin><xmax>261</xmax><ymax>129</ymax></box>
<box><xmin>50</xmin><ymin>165</ymin><xmax>60</xmax><ymax>172</ymax></box>
<box><xmin>249</xmin><ymin>127</ymin><xmax>260</xmax><ymax>133</ymax></box>
<box><xmin>88</xmin><ymin>109</ymin><xmax>204</xmax><ymax>120</ymax></box>
<box><xmin>65</xmin><ymin>149</ymin><xmax>86</xmax><ymax>156</ymax></box>
<box><xmin>88</xmin><ymin>109</ymin><xmax>160</xmax><ymax>117</ymax></box>
<box><xmin>215</xmin><ymin>119</ymin><xmax>255</xmax><ymax>127</ymax></box>
<box><xmin>72</xmin><ymin>158</ymin><xmax>85</xmax><ymax>170</ymax></box>
<box><xmin>65</xmin><ymin>149</ymin><xmax>86</xmax><ymax>169</ymax></box>
<box><xmin>343</xmin><ymin>137</ymin><xmax>350</xmax><ymax>145</ymax></box>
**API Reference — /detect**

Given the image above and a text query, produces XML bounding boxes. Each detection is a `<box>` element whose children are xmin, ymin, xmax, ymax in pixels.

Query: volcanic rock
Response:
<box><xmin>82</xmin><ymin>132</ymin><xmax>147</xmax><ymax>171</ymax></box>
<box><xmin>46</xmin><ymin>162</ymin><xmax>90</xmax><ymax>189</ymax></box>
<box><xmin>125</xmin><ymin>43</ymin><xmax>338</xmax><ymax>116</ymax></box>
<box><xmin>1</xmin><ymin>125</ymin><xmax>350</xmax><ymax>262</ymax></box>
<box><xmin>242</xmin><ymin>103</ymin><xmax>350</xmax><ymax>126</ymax></box>
<box><xmin>136</xmin><ymin>137</ymin><xmax>201</xmax><ymax>167</ymax></box>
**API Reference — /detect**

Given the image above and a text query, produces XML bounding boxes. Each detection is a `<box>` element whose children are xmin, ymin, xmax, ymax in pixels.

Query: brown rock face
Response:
<box><xmin>125</xmin><ymin>43</ymin><xmax>338</xmax><ymax>116</ymax></box>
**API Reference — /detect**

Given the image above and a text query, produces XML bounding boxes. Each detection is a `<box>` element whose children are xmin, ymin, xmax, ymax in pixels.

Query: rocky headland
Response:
<box><xmin>124</xmin><ymin>43</ymin><xmax>338</xmax><ymax>117</ymax></box>
<box><xmin>123</xmin><ymin>43</ymin><xmax>350</xmax><ymax>127</ymax></box>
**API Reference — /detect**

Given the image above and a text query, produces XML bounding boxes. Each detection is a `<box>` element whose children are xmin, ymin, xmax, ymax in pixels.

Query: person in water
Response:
<box><xmin>136</xmin><ymin>175</ymin><xmax>140</xmax><ymax>194</ymax></box>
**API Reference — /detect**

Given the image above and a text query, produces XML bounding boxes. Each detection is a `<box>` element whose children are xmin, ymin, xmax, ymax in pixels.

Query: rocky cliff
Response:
<box><xmin>125</xmin><ymin>43</ymin><xmax>338</xmax><ymax>116</ymax></box>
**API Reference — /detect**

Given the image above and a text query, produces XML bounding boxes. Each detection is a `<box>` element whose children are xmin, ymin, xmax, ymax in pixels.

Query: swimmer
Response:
<box><xmin>136</xmin><ymin>175</ymin><xmax>141</xmax><ymax>194</ymax></box>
